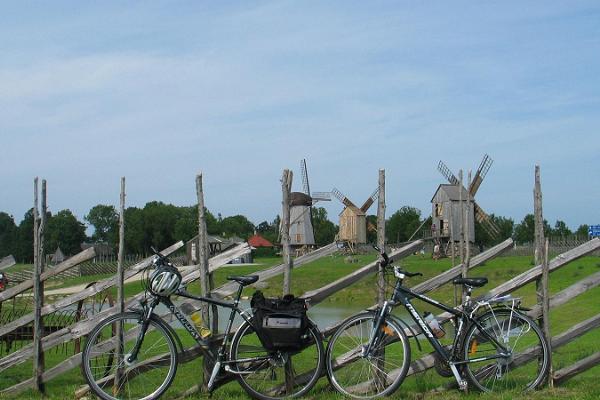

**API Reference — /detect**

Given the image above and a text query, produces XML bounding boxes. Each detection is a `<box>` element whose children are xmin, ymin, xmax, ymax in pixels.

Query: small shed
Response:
<box><xmin>431</xmin><ymin>184</ymin><xmax>475</xmax><ymax>243</ymax></box>
<box><xmin>51</xmin><ymin>247</ymin><xmax>66</xmax><ymax>265</ymax></box>
<box><xmin>338</xmin><ymin>206</ymin><xmax>367</xmax><ymax>244</ymax></box>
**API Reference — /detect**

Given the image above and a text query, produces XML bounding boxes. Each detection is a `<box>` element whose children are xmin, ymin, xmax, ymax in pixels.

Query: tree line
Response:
<box><xmin>0</xmin><ymin>202</ymin><xmax>592</xmax><ymax>263</ymax></box>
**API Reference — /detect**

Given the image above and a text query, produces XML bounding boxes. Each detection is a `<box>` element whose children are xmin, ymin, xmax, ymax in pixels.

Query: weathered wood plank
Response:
<box><xmin>0</xmin><ymin>247</ymin><xmax>96</xmax><ymax>303</ymax></box>
<box><xmin>281</xmin><ymin>169</ymin><xmax>293</xmax><ymax>295</ymax></box>
<box><xmin>0</xmin><ymin>255</ymin><xmax>16</xmax><ymax>271</ymax></box>
<box><xmin>301</xmin><ymin>240</ymin><xmax>423</xmax><ymax>306</ymax></box>
<box><xmin>33</xmin><ymin>178</ymin><xmax>46</xmax><ymax>393</ymax></box>
<box><xmin>211</xmin><ymin>242</ymin><xmax>338</xmax><ymax>299</ymax></box>
<box><xmin>376</xmin><ymin>169</ymin><xmax>386</xmax><ymax>306</ymax></box>
<box><xmin>554</xmin><ymin>351</ymin><xmax>600</xmax><ymax>384</ymax></box>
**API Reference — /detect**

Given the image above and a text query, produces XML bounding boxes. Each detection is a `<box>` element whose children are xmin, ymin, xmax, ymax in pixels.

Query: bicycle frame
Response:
<box><xmin>129</xmin><ymin>283</ymin><xmax>270</xmax><ymax>391</ymax></box>
<box><xmin>365</xmin><ymin>276</ymin><xmax>513</xmax><ymax>388</ymax></box>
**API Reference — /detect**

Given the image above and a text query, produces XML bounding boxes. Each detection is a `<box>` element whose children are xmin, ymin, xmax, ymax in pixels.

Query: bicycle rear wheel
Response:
<box><xmin>461</xmin><ymin>308</ymin><xmax>549</xmax><ymax>392</ymax></box>
<box><xmin>82</xmin><ymin>312</ymin><xmax>178</xmax><ymax>400</ymax></box>
<box><xmin>230</xmin><ymin>319</ymin><xmax>324</xmax><ymax>400</ymax></box>
<box><xmin>326</xmin><ymin>312</ymin><xmax>410</xmax><ymax>399</ymax></box>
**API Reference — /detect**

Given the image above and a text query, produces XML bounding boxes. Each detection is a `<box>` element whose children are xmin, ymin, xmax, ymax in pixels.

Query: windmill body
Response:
<box><xmin>431</xmin><ymin>184</ymin><xmax>475</xmax><ymax>243</ymax></box>
<box><xmin>286</xmin><ymin>159</ymin><xmax>330</xmax><ymax>251</ymax></box>
<box><xmin>433</xmin><ymin>154</ymin><xmax>500</xmax><ymax>254</ymax></box>
<box><xmin>289</xmin><ymin>192</ymin><xmax>316</xmax><ymax>246</ymax></box>
<box><xmin>332</xmin><ymin>187</ymin><xmax>378</xmax><ymax>246</ymax></box>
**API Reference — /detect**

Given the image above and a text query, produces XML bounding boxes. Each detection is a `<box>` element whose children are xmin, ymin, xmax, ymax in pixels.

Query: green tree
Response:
<box><xmin>45</xmin><ymin>209</ymin><xmax>87</xmax><ymax>255</ymax></box>
<box><xmin>513</xmin><ymin>214</ymin><xmax>551</xmax><ymax>244</ymax></box>
<box><xmin>0</xmin><ymin>212</ymin><xmax>18</xmax><ymax>258</ymax></box>
<box><xmin>552</xmin><ymin>220</ymin><xmax>572</xmax><ymax>238</ymax></box>
<box><xmin>124</xmin><ymin>207</ymin><xmax>146</xmax><ymax>254</ymax></box>
<box><xmin>220</xmin><ymin>215</ymin><xmax>255</xmax><ymax>239</ymax></box>
<box><xmin>387</xmin><ymin>206</ymin><xmax>422</xmax><ymax>244</ymax></box>
<box><xmin>366</xmin><ymin>215</ymin><xmax>377</xmax><ymax>243</ymax></box>
<box><xmin>85</xmin><ymin>204</ymin><xmax>118</xmax><ymax>244</ymax></box>
<box><xmin>575</xmin><ymin>224</ymin><xmax>589</xmax><ymax>238</ymax></box>
<box><xmin>142</xmin><ymin>202</ymin><xmax>180</xmax><ymax>251</ymax></box>
<box><xmin>16</xmin><ymin>209</ymin><xmax>34</xmax><ymax>263</ymax></box>
<box><xmin>312</xmin><ymin>207</ymin><xmax>337</xmax><ymax>246</ymax></box>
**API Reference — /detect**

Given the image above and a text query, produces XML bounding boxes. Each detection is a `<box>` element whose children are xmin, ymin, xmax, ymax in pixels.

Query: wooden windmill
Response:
<box><xmin>288</xmin><ymin>159</ymin><xmax>330</xmax><ymax>251</ymax></box>
<box><xmin>332</xmin><ymin>187</ymin><xmax>379</xmax><ymax>246</ymax></box>
<box><xmin>435</xmin><ymin>154</ymin><xmax>501</xmax><ymax>242</ymax></box>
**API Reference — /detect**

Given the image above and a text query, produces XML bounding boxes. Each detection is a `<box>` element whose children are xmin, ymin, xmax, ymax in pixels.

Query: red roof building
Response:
<box><xmin>247</xmin><ymin>234</ymin><xmax>274</xmax><ymax>248</ymax></box>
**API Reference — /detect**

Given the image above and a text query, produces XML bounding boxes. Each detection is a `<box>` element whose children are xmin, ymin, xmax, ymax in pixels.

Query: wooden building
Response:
<box><xmin>338</xmin><ymin>206</ymin><xmax>367</xmax><ymax>244</ymax></box>
<box><xmin>431</xmin><ymin>184</ymin><xmax>475</xmax><ymax>243</ymax></box>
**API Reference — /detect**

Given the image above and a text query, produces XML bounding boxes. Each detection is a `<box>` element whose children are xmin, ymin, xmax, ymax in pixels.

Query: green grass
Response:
<box><xmin>1</xmin><ymin>253</ymin><xmax>600</xmax><ymax>399</ymax></box>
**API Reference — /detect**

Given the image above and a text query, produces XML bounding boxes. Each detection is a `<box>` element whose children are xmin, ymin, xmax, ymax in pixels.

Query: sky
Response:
<box><xmin>1</xmin><ymin>1</ymin><xmax>599</xmax><ymax>231</ymax></box>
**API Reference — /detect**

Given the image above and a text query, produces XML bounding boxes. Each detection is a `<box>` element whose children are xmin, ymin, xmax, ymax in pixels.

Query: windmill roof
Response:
<box><xmin>247</xmin><ymin>234</ymin><xmax>274</xmax><ymax>247</ymax></box>
<box><xmin>431</xmin><ymin>184</ymin><xmax>473</xmax><ymax>203</ymax></box>
<box><xmin>338</xmin><ymin>205</ymin><xmax>365</xmax><ymax>217</ymax></box>
<box><xmin>290</xmin><ymin>192</ymin><xmax>312</xmax><ymax>206</ymax></box>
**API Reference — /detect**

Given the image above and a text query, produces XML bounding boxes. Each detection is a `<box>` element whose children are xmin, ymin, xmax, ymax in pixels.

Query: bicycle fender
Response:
<box><xmin>388</xmin><ymin>314</ymin><xmax>423</xmax><ymax>352</ymax></box>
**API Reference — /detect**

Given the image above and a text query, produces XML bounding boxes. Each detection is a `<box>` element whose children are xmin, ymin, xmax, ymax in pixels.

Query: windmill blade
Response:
<box><xmin>367</xmin><ymin>221</ymin><xmax>377</xmax><ymax>232</ymax></box>
<box><xmin>311</xmin><ymin>192</ymin><xmax>331</xmax><ymax>202</ymax></box>
<box><xmin>438</xmin><ymin>161</ymin><xmax>459</xmax><ymax>185</ymax></box>
<box><xmin>300</xmin><ymin>159</ymin><xmax>310</xmax><ymax>195</ymax></box>
<box><xmin>360</xmin><ymin>188</ymin><xmax>380</xmax><ymax>212</ymax></box>
<box><xmin>474</xmin><ymin>202</ymin><xmax>501</xmax><ymax>238</ymax></box>
<box><xmin>332</xmin><ymin>187</ymin><xmax>359</xmax><ymax>209</ymax></box>
<box><xmin>469</xmin><ymin>154</ymin><xmax>493</xmax><ymax>196</ymax></box>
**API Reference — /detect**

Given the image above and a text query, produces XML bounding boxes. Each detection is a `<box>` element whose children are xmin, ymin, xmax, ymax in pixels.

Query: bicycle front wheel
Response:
<box><xmin>461</xmin><ymin>308</ymin><xmax>550</xmax><ymax>392</ymax></box>
<box><xmin>326</xmin><ymin>312</ymin><xmax>411</xmax><ymax>399</ymax></box>
<box><xmin>82</xmin><ymin>312</ymin><xmax>178</xmax><ymax>400</ymax></box>
<box><xmin>230</xmin><ymin>319</ymin><xmax>324</xmax><ymax>400</ymax></box>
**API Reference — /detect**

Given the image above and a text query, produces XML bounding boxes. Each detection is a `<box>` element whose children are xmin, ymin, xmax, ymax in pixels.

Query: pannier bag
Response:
<box><xmin>251</xmin><ymin>291</ymin><xmax>309</xmax><ymax>351</ymax></box>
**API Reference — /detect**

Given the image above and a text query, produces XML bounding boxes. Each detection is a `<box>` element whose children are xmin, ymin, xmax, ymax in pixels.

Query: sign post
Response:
<box><xmin>588</xmin><ymin>225</ymin><xmax>600</xmax><ymax>238</ymax></box>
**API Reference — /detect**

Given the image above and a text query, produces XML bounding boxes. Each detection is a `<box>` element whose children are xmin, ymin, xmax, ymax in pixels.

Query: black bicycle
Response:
<box><xmin>82</xmin><ymin>248</ymin><xmax>324</xmax><ymax>400</ymax></box>
<box><xmin>325</xmin><ymin>249</ymin><xmax>550</xmax><ymax>398</ymax></box>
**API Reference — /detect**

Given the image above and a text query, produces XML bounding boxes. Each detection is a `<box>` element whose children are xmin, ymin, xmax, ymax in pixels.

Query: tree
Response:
<box><xmin>0</xmin><ymin>212</ymin><xmax>18</xmax><ymax>258</ymax></box>
<box><xmin>16</xmin><ymin>209</ymin><xmax>34</xmax><ymax>263</ymax></box>
<box><xmin>220</xmin><ymin>215</ymin><xmax>255</xmax><ymax>239</ymax></box>
<box><xmin>575</xmin><ymin>224</ymin><xmax>589</xmax><ymax>238</ymax></box>
<box><xmin>124</xmin><ymin>207</ymin><xmax>146</xmax><ymax>254</ymax></box>
<box><xmin>312</xmin><ymin>207</ymin><xmax>337</xmax><ymax>246</ymax></box>
<box><xmin>552</xmin><ymin>220</ymin><xmax>572</xmax><ymax>238</ymax></box>
<box><xmin>45</xmin><ymin>209</ymin><xmax>87</xmax><ymax>255</ymax></box>
<box><xmin>85</xmin><ymin>204</ymin><xmax>118</xmax><ymax>244</ymax></box>
<box><xmin>386</xmin><ymin>206</ymin><xmax>422</xmax><ymax>244</ymax></box>
<box><xmin>513</xmin><ymin>214</ymin><xmax>551</xmax><ymax>244</ymax></box>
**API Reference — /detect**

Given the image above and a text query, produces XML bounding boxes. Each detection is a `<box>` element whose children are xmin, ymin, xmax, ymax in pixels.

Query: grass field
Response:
<box><xmin>1</xmin><ymin>252</ymin><xmax>599</xmax><ymax>399</ymax></box>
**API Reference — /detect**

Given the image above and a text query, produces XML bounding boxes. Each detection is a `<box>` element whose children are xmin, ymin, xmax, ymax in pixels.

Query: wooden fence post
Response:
<box><xmin>281</xmin><ymin>170</ymin><xmax>293</xmax><ymax>295</ymax></box>
<box><xmin>376</xmin><ymin>169</ymin><xmax>386</xmax><ymax>306</ymax></box>
<box><xmin>458</xmin><ymin>170</ymin><xmax>464</xmax><ymax>264</ymax></box>
<box><xmin>543</xmin><ymin>237</ymin><xmax>553</xmax><ymax>387</ymax></box>
<box><xmin>114</xmin><ymin>177</ymin><xmax>126</xmax><ymax>393</ymax></box>
<box><xmin>463</xmin><ymin>170</ymin><xmax>471</xmax><ymax>277</ymax></box>
<box><xmin>33</xmin><ymin>178</ymin><xmax>46</xmax><ymax>393</ymax></box>
<box><xmin>196</xmin><ymin>173</ymin><xmax>210</xmax><ymax>324</ymax></box>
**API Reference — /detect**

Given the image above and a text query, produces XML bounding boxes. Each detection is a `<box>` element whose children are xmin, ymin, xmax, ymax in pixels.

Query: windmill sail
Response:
<box><xmin>300</xmin><ymin>159</ymin><xmax>310</xmax><ymax>195</ymax></box>
<box><xmin>438</xmin><ymin>161</ymin><xmax>459</xmax><ymax>185</ymax></box>
<box><xmin>474</xmin><ymin>203</ymin><xmax>502</xmax><ymax>237</ymax></box>
<box><xmin>469</xmin><ymin>154</ymin><xmax>493</xmax><ymax>196</ymax></box>
<box><xmin>332</xmin><ymin>187</ymin><xmax>360</xmax><ymax>210</ymax></box>
<box><xmin>360</xmin><ymin>188</ymin><xmax>380</xmax><ymax>213</ymax></box>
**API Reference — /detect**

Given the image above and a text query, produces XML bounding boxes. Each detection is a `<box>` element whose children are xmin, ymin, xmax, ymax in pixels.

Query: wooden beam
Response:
<box><xmin>0</xmin><ymin>247</ymin><xmax>96</xmax><ymax>303</ymax></box>
<box><xmin>554</xmin><ymin>351</ymin><xmax>600</xmax><ymax>385</ymax></box>
<box><xmin>33</xmin><ymin>178</ymin><xmax>46</xmax><ymax>393</ymax></box>
<box><xmin>301</xmin><ymin>240</ymin><xmax>424</xmax><ymax>307</ymax></box>
<box><xmin>281</xmin><ymin>169</ymin><xmax>293</xmax><ymax>295</ymax></box>
<box><xmin>377</xmin><ymin>169</ymin><xmax>386</xmax><ymax>306</ymax></box>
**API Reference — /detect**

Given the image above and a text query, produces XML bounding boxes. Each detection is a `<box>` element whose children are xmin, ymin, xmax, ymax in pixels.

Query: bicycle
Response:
<box><xmin>325</xmin><ymin>249</ymin><xmax>550</xmax><ymax>398</ymax></box>
<box><xmin>82</xmin><ymin>248</ymin><xmax>324</xmax><ymax>400</ymax></box>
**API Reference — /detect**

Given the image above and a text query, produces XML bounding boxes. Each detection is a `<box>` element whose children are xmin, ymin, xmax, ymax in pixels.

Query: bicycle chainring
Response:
<box><xmin>433</xmin><ymin>353</ymin><xmax>453</xmax><ymax>377</ymax></box>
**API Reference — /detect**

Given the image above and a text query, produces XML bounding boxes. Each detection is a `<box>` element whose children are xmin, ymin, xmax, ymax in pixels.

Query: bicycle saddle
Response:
<box><xmin>452</xmin><ymin>277</ymin><xmax>488</xmax><ymax>287</ymax></box>
<box><xmin>227</xmin><ymin>275</ymin><xmax>259</xmax><ymax>286</ymax></box>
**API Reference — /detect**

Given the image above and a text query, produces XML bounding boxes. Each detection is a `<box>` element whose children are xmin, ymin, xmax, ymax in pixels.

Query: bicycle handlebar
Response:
<box><xmin>375</xmin><ymin>246</ymin><xmax>422</xmax><ymax>278</ymax></box>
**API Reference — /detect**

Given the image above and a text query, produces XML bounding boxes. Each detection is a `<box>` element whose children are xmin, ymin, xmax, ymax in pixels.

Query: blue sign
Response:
<box><xmin>589</xmin><ymin>225</ymin><xmax>600</xmax><ymax>237</ymax></box>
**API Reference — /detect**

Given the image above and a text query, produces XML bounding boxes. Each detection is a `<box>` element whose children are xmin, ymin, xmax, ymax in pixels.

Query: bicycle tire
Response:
<box><xmin>82</xmin><ymin>312</ymin><xmax>178</xmax><ymax>400</ymax></box>
<box><xmin>325</xmin><ymin>312</ymin><xmax>411</xmax><ymax>399</ymax></box>
<box><xmin>461</xmin><ymin>308</ymin><xmax>550</xmax><ymax>392</ymax></box>
<box><xmin>229</xmin><ymin>319</ymin><xmax>324</xmax><ymax>400</ymax></box>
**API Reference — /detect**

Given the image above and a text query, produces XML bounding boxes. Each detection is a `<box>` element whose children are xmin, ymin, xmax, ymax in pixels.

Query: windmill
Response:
<box><xmin>332</xmin><ymin>187</ymin><xmax>379</xmax><ymax>248</ymax></box>
<box><xmin>288</xmin><ymin>159</ymin><xmax>330</xmax><ymax>252</ymax></box>
<box><xmin>436</xmin><ymin>154</ymin><xmax>501</xmax><ymax>241</ymax></box>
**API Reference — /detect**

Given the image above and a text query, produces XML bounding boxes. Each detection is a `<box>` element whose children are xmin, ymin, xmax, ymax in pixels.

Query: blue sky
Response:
<box><xmin>1</xmin><ymin>1</ymin><xmax>599</xmax><ymax>230</ymax></box>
